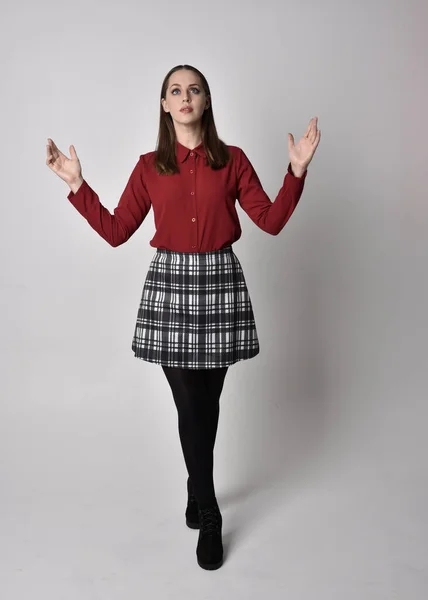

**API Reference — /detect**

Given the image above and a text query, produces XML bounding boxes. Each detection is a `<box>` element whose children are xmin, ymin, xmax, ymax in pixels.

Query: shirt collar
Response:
<box><xmin>176</xmin><ymin>140</ymin><xmax>206</xmax><ymax>163</ymax></box>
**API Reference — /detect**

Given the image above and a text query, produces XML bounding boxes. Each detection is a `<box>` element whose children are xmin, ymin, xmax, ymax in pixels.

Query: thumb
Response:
<box><xmin>69</xmin><ymin>144</ymin><xmax>77</xmax><ymax>159</ymax></box>
<box><xmin>288</xmin><ymin>133</ymin><xmax>294</xmax><ymax>149</ymax></box>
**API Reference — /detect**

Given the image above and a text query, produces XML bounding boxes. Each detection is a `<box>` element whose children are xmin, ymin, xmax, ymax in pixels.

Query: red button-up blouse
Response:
<box><xmin>67</xmin><ymin>140</ymin><xmax>308</xmax><ymax>252</ymax></box>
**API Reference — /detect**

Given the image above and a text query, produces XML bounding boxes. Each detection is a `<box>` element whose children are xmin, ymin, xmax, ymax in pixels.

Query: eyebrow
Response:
<box><xmin>169</xmin><ymin>83</ymin><xmax>201</xmax><ymax>88</ymax></box>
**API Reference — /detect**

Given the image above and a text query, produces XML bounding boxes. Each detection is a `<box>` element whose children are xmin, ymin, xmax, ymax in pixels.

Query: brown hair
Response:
<box><xmin>155</xmin><ymin>64</ymin><xmax>230</xmax><ymax>175</ymax></box>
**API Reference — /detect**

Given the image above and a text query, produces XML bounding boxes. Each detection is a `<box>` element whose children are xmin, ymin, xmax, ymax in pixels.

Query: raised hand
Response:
<box><xmin>288</xmin><ymin>117</ymin><xmax>321</xmax><ymax>174</ymax></box>
<box><xmin>46</xmin><ymin>139</ymin><xmax>83</xmax><ymax>184</ymax></box>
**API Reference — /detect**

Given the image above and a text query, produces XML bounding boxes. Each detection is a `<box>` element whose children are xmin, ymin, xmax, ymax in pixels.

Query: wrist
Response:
<box><xmin>290</xmin><ymin>164</ymin><xmax>306</xmax><ymax>178</ymax></box>
<box><xmin>68</xmin><ymin>176</ymin><xmax>84</xmax><ymax>194</ymax></box>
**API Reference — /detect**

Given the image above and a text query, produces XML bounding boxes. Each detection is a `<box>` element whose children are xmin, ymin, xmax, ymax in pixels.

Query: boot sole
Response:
<box><xmin>186</xmin><ymin>518</ymin><xmax>200</xmax><ymax>529</ymax></box>
<box><xmin>197</xmin><ymin>557</ymin><xmax>223</xmax><ymax>570</ymax></box>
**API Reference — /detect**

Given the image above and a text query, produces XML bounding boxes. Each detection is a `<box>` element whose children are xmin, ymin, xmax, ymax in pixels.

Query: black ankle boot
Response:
<box><xmin>185</xmin><ymin>477</ymin><xmax>200</xmax><ymax>529</ymax></box>
<box><xmin>196</xmin><ymin>503</ymin><xmax>223</xmax><ymax>570</ymax></box>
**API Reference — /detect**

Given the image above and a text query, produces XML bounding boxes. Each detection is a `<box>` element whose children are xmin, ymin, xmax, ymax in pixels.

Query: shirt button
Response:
<box><xmin>191</xmin><ymin>191</ymin><xmax>194</xmax><ymax>195</ymax></box>
<box><xmin>192</xmin><ymin>245</ymin><xmax>196</xmax><ymax>248</ymax></box>
<box><xmin>190</xmin><ymin>170</ymin><xmax>194</xmax><ymax>173</ymax></box>
<box><xmin>190</xmin><ymin>152</ymin><xmax>194</xmax><ymax>156</ymax></box>
<box><xmin>192</xmin><ymin>217</ymin><xmax>196</xmax><ymax>222</ymax></box>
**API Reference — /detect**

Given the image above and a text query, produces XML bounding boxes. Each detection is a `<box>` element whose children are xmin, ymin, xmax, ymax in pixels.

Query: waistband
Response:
<box><xmin>155</xmin><ymin>246</ymin><xmax>233</xmax><ymax>257</ymax></box>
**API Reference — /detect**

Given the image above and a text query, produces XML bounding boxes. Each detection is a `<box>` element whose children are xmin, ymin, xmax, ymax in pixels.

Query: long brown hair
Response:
<box><xmin>155</xmin><ymin>64</ymin><xmax>230</xmax><ymax>175</ymax></box>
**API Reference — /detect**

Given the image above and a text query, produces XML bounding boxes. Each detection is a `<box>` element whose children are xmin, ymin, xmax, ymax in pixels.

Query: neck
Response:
<box><xmin>174</xmin><ymin>124</ymin><xmax>203</xmax><ymax>150</ymax></box>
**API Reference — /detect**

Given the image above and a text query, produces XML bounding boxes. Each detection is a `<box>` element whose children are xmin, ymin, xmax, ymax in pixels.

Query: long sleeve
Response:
<box><xmin>67</xmin><ymin>157</ymin><xmax>152</xmax><ymax>247</ymax></box>
<box><xmin>235</xmin><ymin>148</ymin><xmax>308</xmax><ymax>235</ymax></box>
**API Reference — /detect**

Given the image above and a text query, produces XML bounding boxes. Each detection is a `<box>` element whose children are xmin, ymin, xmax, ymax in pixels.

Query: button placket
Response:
<box><xmin>190</xmin><ymin>152</ymin><xmax>197</xmax><ymax>250</ymax></box>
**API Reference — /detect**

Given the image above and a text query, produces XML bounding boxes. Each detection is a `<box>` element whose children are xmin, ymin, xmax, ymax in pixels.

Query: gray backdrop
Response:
<box><xmin>1</xmin><ymin>0</ymin><xmax>427</xmax><ymax>597</ymax></box>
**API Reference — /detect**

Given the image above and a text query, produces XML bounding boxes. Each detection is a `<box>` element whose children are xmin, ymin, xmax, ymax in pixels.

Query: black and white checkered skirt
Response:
<box><xmin>131</xmin><ymin>246</ymin><xmax>260</xmax><ymax>369</ymax></box>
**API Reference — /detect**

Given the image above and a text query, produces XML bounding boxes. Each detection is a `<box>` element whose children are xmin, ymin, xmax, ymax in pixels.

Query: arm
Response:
<box><xmin>67</xmin><ymin>157</ymin><xmax>151</xmax><ymax>247</ymax></box>
<box><xmin>235</xmin><ymin>148</ymin><xmax>307</xmax><ymax>236</ymax></box>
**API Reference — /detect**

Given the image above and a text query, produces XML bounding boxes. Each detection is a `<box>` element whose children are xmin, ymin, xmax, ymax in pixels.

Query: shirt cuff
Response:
<box><xmin>288</xmin><ymin>163</ymin><xmax>308</xmax><ymax>179</ymax></box>
<box><xmin>67</xmin><ymin>179</ymin><xmax>88</xmax><ymax>201</ymax></box>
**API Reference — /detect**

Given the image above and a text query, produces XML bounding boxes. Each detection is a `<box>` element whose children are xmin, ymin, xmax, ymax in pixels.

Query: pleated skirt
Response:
<box><xmin>131</xmin><ymin>246</ymin><xmax>260</xmax><ymax>369</ymax></box>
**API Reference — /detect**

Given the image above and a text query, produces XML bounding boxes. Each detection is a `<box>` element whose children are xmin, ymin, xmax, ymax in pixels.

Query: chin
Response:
<box><xmin>178</xmin><ymin>110</ymin><xmax>199</xmax><ymax>118</ymax></box>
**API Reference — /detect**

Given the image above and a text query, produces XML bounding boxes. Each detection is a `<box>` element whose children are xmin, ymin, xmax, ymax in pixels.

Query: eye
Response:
<box><xmin>171</xmin><ymin>87</ymin><xmax>200</xmax><ymax>95</ymax></box>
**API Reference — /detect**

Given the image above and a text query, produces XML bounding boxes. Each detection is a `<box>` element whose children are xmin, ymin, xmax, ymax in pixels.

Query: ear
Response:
<box><xmin>161</xmin><ymin>98</ymin><xmax>169</xmax><ymax>113</ymax></box>
<box><xmin>205</xmin><ymin>95</ymin><xmax>211</xmax><ymax>110</ymax></box>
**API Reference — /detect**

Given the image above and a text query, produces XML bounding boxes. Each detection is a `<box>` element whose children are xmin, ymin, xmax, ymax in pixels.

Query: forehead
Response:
<box><xmin>168</xmin><ymin>70</ymin><xmax>202</xmax><ymax>87</ymax></box>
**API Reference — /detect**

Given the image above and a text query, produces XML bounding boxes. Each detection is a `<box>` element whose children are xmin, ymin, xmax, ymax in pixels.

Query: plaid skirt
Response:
<box><xmin>131</xmin><ymin>246</ymin><xmax>260</xmax><ymax>369</ymax></box>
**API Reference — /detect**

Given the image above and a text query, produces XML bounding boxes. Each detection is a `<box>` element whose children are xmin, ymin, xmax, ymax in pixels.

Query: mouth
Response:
<box><xmin>180</xmin><ymin>107</ymin><xmax>193</xmax><ymax>113</ymax></box>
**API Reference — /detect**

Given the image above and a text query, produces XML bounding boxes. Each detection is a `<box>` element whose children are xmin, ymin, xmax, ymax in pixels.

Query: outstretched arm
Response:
<box><xmin>67</xmin><ymin>157</ymin><xmax>152</xmax><ymax>247</ymax></box>
<box><xmin>236</xmin><ymin>117</ymin><xmax>321</xmax><ymax>235</ymax></box>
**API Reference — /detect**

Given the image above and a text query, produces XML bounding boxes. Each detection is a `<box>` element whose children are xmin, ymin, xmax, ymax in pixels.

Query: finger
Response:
<box><xmin>47</xmin><ymin>139</ymin><xmax>58</xmax><ymax>159</ymax></box>
<box><xmin>311</xmin><ymin>130</ymin><xmax>321</xmax><ymax>150</ymax></box>
<box><xmin>314</xmin><ymin>129</ymin><xmax>321</xmax><ymax>147</ymax></box>
<box><xmin>306</xmin><ymin>117</ymin><xmax>317</xmax><ymax>137</ymax></box>
<box><xmin>50</xmin><ymin>139</ymin><xmax>65</xmax><ymax>158</ymax></box>
<box><xmin>45</xmin><ymin>142</ymin><xmax>53</xmax><ymax>161</ymax></box>
<box><xmin>309</xmin><ymin>117</ymin><xmax>318</xmax><ymax>143</ymax></box>
<box><xmin>305</xmin><ymin>117</ymin><xmax>316</xmax><ymax>138</ymax></box>
<box><xmin>49</xmin><ymin>146</ymin><xmax>58</xmax><ymax>161</ymax></box>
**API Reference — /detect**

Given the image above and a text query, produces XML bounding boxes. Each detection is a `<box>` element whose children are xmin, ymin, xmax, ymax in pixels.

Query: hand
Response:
<box><xmin>288</xmin><ymin>117</ymin><xmax>321</xmax><ymax>173</ymax></box>
<box><xmin>46</xmin><ymin>138</ymin><xmax>83</xmax><ymax>184</ymax></box>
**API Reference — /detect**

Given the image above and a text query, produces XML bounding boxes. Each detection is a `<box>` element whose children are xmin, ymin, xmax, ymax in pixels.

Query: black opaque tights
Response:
<box><xmin>161</xmin><ymin>365</ymin><xmax>229</xmax><ymax>508</ymax></box>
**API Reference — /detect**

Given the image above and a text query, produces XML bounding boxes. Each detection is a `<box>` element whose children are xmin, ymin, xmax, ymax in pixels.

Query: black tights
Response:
<box><xmin>162</xmin><ymin>365</ymin><xmax>229</xmax><ymax>508</ymax></box>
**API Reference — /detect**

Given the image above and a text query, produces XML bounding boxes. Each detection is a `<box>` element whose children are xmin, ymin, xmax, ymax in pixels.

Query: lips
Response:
<box><xmin>180</xmin><ymin>107</ymin><xmax>193</xmax><ymax>113</ymax></box>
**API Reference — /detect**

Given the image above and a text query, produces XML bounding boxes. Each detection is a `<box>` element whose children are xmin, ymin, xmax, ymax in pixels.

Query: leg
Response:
<box><xmin>162</xmin><ymin>366</ymin><xmax>228</xmax><ymax>508</ymax></box>
<box><xmin>202</xmin><ymin>366</ymin><xmax>228</xmax><ymax>453</ymax></box>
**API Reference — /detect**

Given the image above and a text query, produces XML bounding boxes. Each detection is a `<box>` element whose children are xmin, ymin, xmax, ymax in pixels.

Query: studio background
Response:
<box><xmin>1</xmin><ymin>0</ymin><xmax>427</xmax><ymax>597</ymax></box>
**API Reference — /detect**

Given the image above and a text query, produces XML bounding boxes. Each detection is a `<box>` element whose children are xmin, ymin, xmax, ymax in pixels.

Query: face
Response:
<box><xmin>161</xmin><ymin>69</ymin><xmax>210</xmax><ymax>126</ymax></box>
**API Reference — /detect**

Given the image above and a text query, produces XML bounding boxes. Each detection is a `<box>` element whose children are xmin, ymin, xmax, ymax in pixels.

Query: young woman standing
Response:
<box><xmin>46</xmin><ymin>64</ymin><xmax>321</xmax><ymax>570</ymax></box>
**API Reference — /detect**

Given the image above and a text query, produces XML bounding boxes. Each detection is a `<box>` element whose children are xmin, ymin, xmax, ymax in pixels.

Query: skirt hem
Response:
<box><xmin>132</xmin><ymin>349</ymin><xmax>260</xmax><ymax>369</ymax></box>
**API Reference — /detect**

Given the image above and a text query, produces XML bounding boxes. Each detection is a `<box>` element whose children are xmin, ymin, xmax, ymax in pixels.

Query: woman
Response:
<box><xmin>46</xmin><ymin>64</ymin><xmax>321</xmax><ymax>571</ymax></box>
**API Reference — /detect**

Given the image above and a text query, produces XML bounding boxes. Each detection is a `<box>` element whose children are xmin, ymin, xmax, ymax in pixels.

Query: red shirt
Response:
<box><xmin>67</xmin><ymin>140</ymin><xmax>308</xmax><ymax>252</ymax></box>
